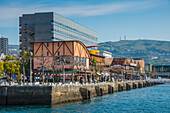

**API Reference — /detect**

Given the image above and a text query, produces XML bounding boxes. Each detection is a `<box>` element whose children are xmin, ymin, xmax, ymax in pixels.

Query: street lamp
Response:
<box><xmin>20</xmin><ymin>59</ymin><xmax>26</xmax><ymax>85</ymax></box>
<box><xmin>29</xmin><ymin>52</ymin><xmax>33</xmax><ymax>84</ymax></box>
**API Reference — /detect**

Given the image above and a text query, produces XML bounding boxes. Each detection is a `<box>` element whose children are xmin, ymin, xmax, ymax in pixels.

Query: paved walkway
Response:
<box><xmin>0</xmin><ymin>80</ymin><xmax>147</xmax><ymax>86</ymax></box>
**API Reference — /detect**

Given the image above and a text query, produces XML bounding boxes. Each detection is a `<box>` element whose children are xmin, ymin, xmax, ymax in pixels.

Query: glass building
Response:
<box><xmin>19</xmin><ymin>12</ymin><xmax>98</xmax><ymax>56</ymax></box>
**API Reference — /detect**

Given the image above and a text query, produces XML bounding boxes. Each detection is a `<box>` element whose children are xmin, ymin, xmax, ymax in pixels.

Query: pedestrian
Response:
<box><xmin>80</xmin><ymin>77</ymin><xmax>83</xmax><ymax>84</ymax></box>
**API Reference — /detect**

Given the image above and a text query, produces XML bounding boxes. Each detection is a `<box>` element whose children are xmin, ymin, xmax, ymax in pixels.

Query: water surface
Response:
<box><xmin>0</xmin><ymin>83</ymin><xmax>170</xmax><ymax>113</ymax></box>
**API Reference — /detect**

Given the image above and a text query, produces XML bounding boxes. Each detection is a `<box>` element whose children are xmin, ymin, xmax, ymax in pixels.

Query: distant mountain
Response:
<box><xmin>8</xmin><ymin>45</ymin><xmax>19</xmax><ymax>50</ymax></box>
<box><xmin>98</xmin><ymin>40</ymin><xmax>170</xmax><ymax>64</ymax></box>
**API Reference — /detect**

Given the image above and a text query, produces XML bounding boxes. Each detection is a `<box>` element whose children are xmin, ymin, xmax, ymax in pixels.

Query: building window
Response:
<box><xmin>80</xmin><ymin>57</ymin><xmax>83</xmax><ymax>66</ymax></box>
<box><xmin>47</xmin><ymin>42</ymin><xmax>49</xmax><ymax>47</ymax></box>
<box><xmin>77</xmin><ymin>57</ymin><xmax>79</xmax><ymax>62</ymax></box>
<box><xmin>47</xmin><ymin>51</ymin><xmax>49</xmax><ymax>56</ymax></box>
<box><xmin>57</xmin><ymin>42</ymin><xmax>60</xmax><ymax>47</ymax></box>
<box><xmin>74</xmin><ymin>57</ymin><xmax>77</xmax><ymax>62</ymax></box>
<box><xmin>57</xmin><ymin>51</ymin><xmax>60</xmax><ymax>56</ymax></box>
<box><xmin>83</xmin><ymin>58</ymin><xmax>86</xmax><ymax>66</ymax></box>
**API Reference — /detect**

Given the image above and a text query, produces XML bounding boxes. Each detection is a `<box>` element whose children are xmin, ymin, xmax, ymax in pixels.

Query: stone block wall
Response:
<box><xmin>0</xmin><ymin>86</ymin><xmax>52</xmax><ymax>105</ymax></box>
<box><xmin>0</xmin><ymin>86</ymin><xmax>7</xmax><ymax>105</ymax></box>
<box><xmin>0</xmin><ymin>81</ymin><xmax>160</xmax><ymax>105</ymax></box>
<box><xmin>51</xmin><ymin>85</ymin><xmax>83</xmax><ymax>104</ymax></box>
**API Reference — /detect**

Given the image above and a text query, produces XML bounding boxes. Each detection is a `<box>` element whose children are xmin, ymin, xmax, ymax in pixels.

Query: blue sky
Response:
<box><xmin>0</xmin><ymin>0</ymin><xmax>170</xmax><ymax>44</ymax></box>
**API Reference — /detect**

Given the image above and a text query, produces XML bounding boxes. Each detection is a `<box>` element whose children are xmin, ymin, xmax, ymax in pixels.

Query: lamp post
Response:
<box><xmin>29</xmin><ymin>52</ymin><xmax>33</xmax><ymax>84</ymax></box>
<box><xmin>21</xmin><ymin>60</ymin><xmax>26</xmax><ymax>85</ymax></box>
<box><xmin>52</xmin><ymin>60</ymin><xmax>56</xmax><ymax>84</ymax></box>
<box><xmin>22</xmin><ymin>63</ymin><xmax>24</xmax><ymax>84</ymax></box>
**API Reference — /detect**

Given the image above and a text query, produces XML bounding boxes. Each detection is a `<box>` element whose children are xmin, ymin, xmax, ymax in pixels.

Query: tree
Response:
<box><xmin>3</xmin><ymin>55</ymin><xmax>20</xmax><ymax>80</ymax></box>
<box><xmin>0</xmin><ymin>61</ymin><xmax>4</xmax><ymax>73</ymax></box>
<box><xmin>37</xmin><ymin>57</ymin><xmax>49</xmax><ymax>84</ymax></box>
<box><xmin>20</xmin><ymin>51</ymin><xmax>29</xmax><ymax>84</ymax></box>
<box><xmin>98</xmin><ymin>63</ymin><xmax>104</xmax><ymax>75</ymax></box>
<box><xmin>3</xmin><ymin>55</ymin><xmax>12</xmax><ymax>61</ymax></box>
<box><xmin>3</xmin><ymin>55</ymin><xmax>13</xmax><ymax>78</ymax></box>
<box><xmin>13</xmin><ymin>60</ymin><xmax>20</xmax><ymax>76</ymax></box>
<box><xmin>91</xmin><ymin>58</ymin><xmax>99</xmax><ymax>75</ymax></box>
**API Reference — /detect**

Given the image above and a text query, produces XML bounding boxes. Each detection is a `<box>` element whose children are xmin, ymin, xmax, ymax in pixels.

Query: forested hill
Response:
<box><xmin>98</xmin><ymin>40</ymin><xmax>170</xmax><ymax>64</ymax></box>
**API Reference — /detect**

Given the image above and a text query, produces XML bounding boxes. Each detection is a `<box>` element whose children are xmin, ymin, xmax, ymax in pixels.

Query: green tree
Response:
<box><xmin>3</xmin><ymin>55</ymin><xmax>13</xmax><ymax>78</ymax></box>
<box><xmin>91</xmin><ymin>58</ymin><xmax>99</xmax><ymax>75</ymax></box>
<box><xmin>0</xmin><ymin>61</ymin><xmax>4</xmax><ymax>72</ymax></box>
<box><xmin>3</xmin><ymin>55</ymin><xmax>12</xmax><ymax>61</ymax></box>
<box><xmin>3</xmin><ymin>55</ymin><xmax>20</xmax><ymax>80</ymax></box>
<box><xmin>20</xmin><ymin>51</ymin><xmax>30</xmax><ymax>84</ymax></box>
<box><xmin>13</xmin><ymin>60</ymin><xmax>20</xmax><ymax>76</ymax></box>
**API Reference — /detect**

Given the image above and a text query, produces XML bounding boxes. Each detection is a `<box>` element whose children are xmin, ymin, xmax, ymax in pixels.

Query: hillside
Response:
<box><xmin>98</xmin><ymin>40</ymin><xmax>170</xmax><ymax>64</ymax></box>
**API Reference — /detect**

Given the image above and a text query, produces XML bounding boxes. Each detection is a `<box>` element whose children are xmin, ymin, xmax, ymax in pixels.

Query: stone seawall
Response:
<box><xmin>0</xmin><ymin>86</ymin><xmax>52</xmax><ymax>105</ymax></box>
<box><xmin>0</xmin><ymin>81</ymin><xmax>163</xmax><ymax>105</ymax></box>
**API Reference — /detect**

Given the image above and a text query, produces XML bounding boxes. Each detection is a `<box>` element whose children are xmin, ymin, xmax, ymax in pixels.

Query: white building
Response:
<box><xmin>100</xmin><ymin>51</ymin><xmax>113</xmax><ymax>58</ymax></box>
<box><xmin>0</xmin><ymin>53</ymin><xmax>5</xmax><ymax>60</ymax></box>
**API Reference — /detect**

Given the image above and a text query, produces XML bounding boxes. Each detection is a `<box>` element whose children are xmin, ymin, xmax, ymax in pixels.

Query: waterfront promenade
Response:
<box><xmin>0</xmin><ymin>80</ymin><xmax>162</xmax><ymax>105</ymax></box>
<box><xmin>149</xmin><ymin>78</ymin><xmax>170</xmax><ymax>83</ymax></box>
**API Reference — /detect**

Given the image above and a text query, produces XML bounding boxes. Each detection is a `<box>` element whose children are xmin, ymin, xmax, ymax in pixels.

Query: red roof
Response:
<box><xmin>86</xmin><ymin>45</ymin><xmax>100</xmax><ymax>48</ymax></box>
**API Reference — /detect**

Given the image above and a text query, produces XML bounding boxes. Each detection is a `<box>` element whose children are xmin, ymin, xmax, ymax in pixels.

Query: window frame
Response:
<box><xmin>47</xmin><ymin>42</ymin><xmax>49</xmax><ymax>47</ymax></box>
<box><xmin>57</xmin><ymin>51</ymin><xmax>60</xmax><ymax>56</ymax></box>
<box><xmin>47</xmin><ymin>51</ymin><xmax>49</xmax><ymax>56</ymax></box>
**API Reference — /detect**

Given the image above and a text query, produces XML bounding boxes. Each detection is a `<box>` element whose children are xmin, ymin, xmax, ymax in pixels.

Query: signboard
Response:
<box><xmin>13</xmin><ymin>75</ymin><xmax>17</xmax><ymax>79</ymax></box>
<box><xmin>130</xmin><ymin>63</ymin><xmax>137</xmax><ymax>66</ymax></box>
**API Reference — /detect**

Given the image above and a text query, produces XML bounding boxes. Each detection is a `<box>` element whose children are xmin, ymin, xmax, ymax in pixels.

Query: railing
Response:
<box><xmin>0</xmin><ymin>79</ymin><xmax>148</xmax><ymax>87</ymax></box>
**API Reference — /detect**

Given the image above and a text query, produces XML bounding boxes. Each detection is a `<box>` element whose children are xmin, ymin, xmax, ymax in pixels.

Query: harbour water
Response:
<box><xmin>0</xmin><ymin>83</ymin><xmax>169</xmax><ymax>113</ymax></box>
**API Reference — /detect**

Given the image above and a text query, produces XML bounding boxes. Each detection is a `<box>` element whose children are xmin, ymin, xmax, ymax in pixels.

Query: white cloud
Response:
<box><xmin>0</xmin><ymin>0</ymin><xmax>168</xmax><ymax>27</ymax></box>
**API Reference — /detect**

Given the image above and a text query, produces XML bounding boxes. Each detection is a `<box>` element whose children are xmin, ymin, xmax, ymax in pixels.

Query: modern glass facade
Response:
<box><xmin>19</xmin><ymin>12</ymin><xmax>98</xmax><ymax>56</ymax></box>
